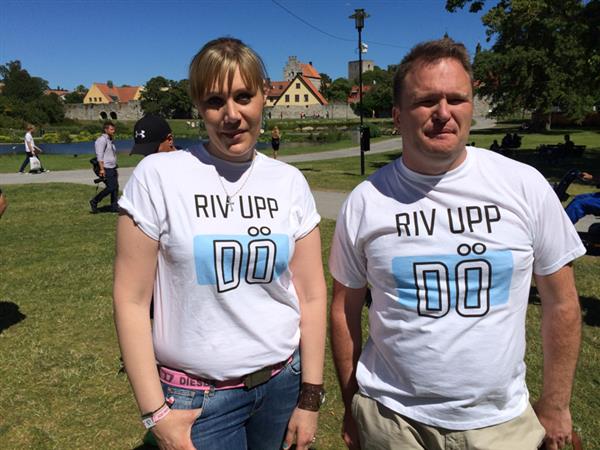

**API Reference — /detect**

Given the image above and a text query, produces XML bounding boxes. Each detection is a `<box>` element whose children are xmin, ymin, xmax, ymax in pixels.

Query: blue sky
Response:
<box><xmin>0</xmin><ymin>0</ymin><xmax>491</xmax><ymax>90</ymax></box>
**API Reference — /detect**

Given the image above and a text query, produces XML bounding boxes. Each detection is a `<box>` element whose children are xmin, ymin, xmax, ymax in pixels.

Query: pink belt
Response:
<box><xmin>159</xmin><ymin>356</ymin><xmax>291</xmax><ymax>391</ymax></box>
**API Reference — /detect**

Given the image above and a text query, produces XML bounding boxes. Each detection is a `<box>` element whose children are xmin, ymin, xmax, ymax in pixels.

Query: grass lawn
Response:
<box><xmin>0</xmin><ymin>137</ymin><xmax>393</xmax><ymax>174</ymax></box>
<box><xmin>293</xmin><ymin>128</ymin><xmax>600</xmax><ymax>192</ymax></box>
<box><xmin>0</xmin><ymin>183</ymin><xmax>598</xmax><ymax>449</ymax></box>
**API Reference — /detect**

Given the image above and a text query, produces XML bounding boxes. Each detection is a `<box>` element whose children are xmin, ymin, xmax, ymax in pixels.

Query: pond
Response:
<box><xmin>0</xmin><ymin>139</ymin><xmax>271</xmax><ymax>155</ymax></box>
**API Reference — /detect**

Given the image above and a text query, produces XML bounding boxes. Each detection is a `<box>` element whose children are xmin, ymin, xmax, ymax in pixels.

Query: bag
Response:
<box><xmin>89</xmin><ymin>157</ymin><xmax>106</xmax><ymax>184</ymax></box>
<box><xmin>29</xmin><ymin>156</ymin><xmax>41</xmax><ymax>171</ymax></box>
<box><xmin>90</xmin><ymin>157</ymin><xmax>101</xmax><ymax>177</ymax></box>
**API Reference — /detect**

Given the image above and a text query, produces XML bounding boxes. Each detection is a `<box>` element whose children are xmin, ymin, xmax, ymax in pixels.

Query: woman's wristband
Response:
<box><xmin>141</xmin><ymin>398</ymin><xmax>173</xmax><ymax>429</ymax></box>
<box><xmin>297</xmin><ymin>382</ymin><xmax>325</xmax><ymax>412</ymax></box>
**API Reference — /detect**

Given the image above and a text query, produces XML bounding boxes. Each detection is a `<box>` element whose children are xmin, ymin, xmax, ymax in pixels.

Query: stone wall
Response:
<box><xmin>65</xmin><ymin>101</ymin><xmax>143</xmax><ymax>121</ymax></box>
<box><xmin>267</xmin><ymin>102</ymin><xmax>357</xmax><ymax>120</ymax></box>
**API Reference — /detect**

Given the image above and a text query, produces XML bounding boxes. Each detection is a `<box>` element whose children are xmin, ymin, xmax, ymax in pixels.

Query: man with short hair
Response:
<box><xmin>130</xmin><ymin>114</ymin><xmax>177</xmax><ymax>156</ymax></box>
<box><xmin>18</xmin><ymin>124</ymin><xmax>46</xmax><ymax>174</ymax></box>
<box><xmin>330</xmin><ymin>38</ymin><xmax>583</xmax><ymax>450</ymax></box>
<box><xmin>90</xmin><ymin>121</ymin><xmax>118</xmax><ymax>213</ymax></box>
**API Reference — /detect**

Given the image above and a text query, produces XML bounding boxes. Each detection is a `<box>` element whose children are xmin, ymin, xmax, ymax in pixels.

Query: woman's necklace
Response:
<box><xmin>215</xmin><ymin>151</ymin><xmax>257</xmax><ymax>212</ymax></box>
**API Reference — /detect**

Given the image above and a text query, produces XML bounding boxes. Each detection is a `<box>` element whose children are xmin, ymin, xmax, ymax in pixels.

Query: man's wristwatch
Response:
<box><xmin>298</xmin><ymin>382</ymin><xmax>325</xmax><ymax>412</ymax></box>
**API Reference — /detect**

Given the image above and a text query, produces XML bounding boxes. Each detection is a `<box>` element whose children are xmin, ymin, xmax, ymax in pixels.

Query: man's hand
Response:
<box><xmin>534</xmin><ymin>399</ymin><xmax>572</xmax><ymax>450</ymax></box>
<box><xmin>341</xmin><ymin>410</ymin><xmax>361</xmax><ymax>450</ymax></box>
<box><xmin>579</xmin><ymin>171</ymin><xmax>593</xmax><ymax>182</ymax></box>
<box><xmin>151</xmin><ymin>408</ymin><xmax>202</xmax><ymax>450</ymax></box>
<box><xmin>283</xmin><ymin>408</ymin><xmax>319</xmax><ymax>450</ymax></box>
<box><xmin>99</xmin><ymin>168</ymin><xmax>106</xmax><ymax>178</ymax></box>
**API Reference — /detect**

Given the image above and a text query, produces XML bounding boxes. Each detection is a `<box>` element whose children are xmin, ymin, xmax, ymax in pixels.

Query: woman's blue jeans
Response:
<box><xmin>160</xmin><ymin>351</ymin><xmax>301</xmax><ymax>450</ymax></box>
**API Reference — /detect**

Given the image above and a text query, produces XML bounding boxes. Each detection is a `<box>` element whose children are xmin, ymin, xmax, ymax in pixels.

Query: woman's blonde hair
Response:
<box><xmin>189</xmin><ymin>37</ymin><xmax>268</xmax><ymax>105</ymax></box>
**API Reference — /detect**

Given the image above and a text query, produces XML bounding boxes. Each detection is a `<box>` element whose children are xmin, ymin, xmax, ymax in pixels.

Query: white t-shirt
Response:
<box><xmin>329</xmin><ymin>147</ymin><xmax>585</xmax><ymax>430</ymax></box>
<box><xmin>119</xmin><ymin>145</ymin><xmax>320</xmax><ymax>380</ymax></box>
<box><xmin>24</xmin><ymin>132</ymin><xmax>34</xmax><ymax>153</ymax></box>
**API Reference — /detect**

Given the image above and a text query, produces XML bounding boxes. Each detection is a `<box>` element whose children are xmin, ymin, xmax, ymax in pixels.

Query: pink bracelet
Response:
<box><xmin>141</xmin><ymin>400</ymin><xmax>172</xmax><ymax>429</ymax></box>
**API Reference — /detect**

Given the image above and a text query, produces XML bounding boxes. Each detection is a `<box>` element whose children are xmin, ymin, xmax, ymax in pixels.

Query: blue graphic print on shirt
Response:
<box><xmin>391</xmin><ymin>243</ymin><xmax>513</xmax><ymax>318</ymax></box>
<box><xmin>194</xmin><ymin>232</ymin><xmax>289</xmax><ymax>293</ymax></box>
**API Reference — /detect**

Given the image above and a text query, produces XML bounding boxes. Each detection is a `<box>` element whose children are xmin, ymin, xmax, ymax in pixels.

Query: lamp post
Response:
<box><xmin>350</xmin><ymin>8</ymin><xmax>369</xmax><ymax>175</ymax></box>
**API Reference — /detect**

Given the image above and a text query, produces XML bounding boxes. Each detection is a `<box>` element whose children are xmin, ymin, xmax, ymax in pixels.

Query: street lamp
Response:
<box><xmin>350</xmin><ymin>8</ymin><xmax>370</xmax><ymax>175</ymax></box>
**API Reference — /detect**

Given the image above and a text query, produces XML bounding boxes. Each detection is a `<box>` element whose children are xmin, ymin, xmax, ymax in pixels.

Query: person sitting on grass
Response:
<box><xmin>565</xmin><ymin>171</ymin><xmax>600</xmax><ymax>224</ymax></box>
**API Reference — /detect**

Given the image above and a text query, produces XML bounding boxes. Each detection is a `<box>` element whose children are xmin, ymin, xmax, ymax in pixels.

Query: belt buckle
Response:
<box><xmin>244</xmin><ymin>367</ymin><xmax>271</xmax><ymax>389</ymax></box>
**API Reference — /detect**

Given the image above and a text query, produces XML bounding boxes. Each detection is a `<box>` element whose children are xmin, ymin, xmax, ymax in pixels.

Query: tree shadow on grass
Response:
<box><xmin>0</xmin><ymin>301</ymin><xmax>26</xmax><ymax>334</ymax></box>
<box><xmin>580</xmin><ymin>296</ymin><xmax>600</xmax><ymax>327</ymax></box>
<box><xmin>528</xmin><ymin>287</ymin><xmax>600</xmax><ymax>327</ymax></box>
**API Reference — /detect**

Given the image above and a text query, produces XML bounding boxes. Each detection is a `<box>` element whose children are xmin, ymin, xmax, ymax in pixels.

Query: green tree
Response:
<box><xmin>447</xmin><ymin>0</ymin><xmax>600</xmax><ymax>127</ymax></box>
<box><xmin>0</xmin><ymin>60</ymin><xmax>48</xmax><ymax>102</ymax></box>
<box><xmin>140</xmin><ymin>76</ymin><xmax>193</xmax><ymax>118</ymax></box>
<box><xmin>140</xmin><ymin>76</ymin><xmax>171</xmax><ymax>116</ymax></box>
<box><xmin>326</xmin><ymin>77</ymin><xmax>352</xmax><ymax>102</ymax></box>
<box><xmin>0</xmin><ymin>60</ymin><xmax>65</xmax><ymax>124</ymax></box>
<box><xmin>318</xmin><ymin>72</ymin><xmax>332</xmax><ymax>98</ymax></box>
<box><xmin>170</xmin><ymin>79</ymin><xmax>194</xmax><ymax>119</ymax></box>
<box><xmin>64</xmin><ymin>84</ymin><xmax>87</xmax><ymax>104</ymax></box>
<box><xmin>352</xmin><ymin>67</ymin><xmax>394</xmax><ymax>118</ymax></box>
<box><xmin>37</xmin><ymin>93</ymin><xmax>65</xmax><ymax>123</ymax></box>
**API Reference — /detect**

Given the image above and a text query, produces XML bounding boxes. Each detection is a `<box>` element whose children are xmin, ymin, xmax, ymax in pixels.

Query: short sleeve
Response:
<box><xmin>532</xmin><ymin>182</ymin><xmax>586</xmax><ymax>275</ymax></box>
<box><xmin>290</xmin><ymin>172</ymin><xmax>321</xmax><ymax>240</ymax></box>
<box><xmin>118</xmin><ymin>163</ymin><xmax>161</xmax><ymax>241</ymax></box>
<box><xmin>329</xmin><ymin>191</ymin><xmax>368</xmax><ymax>288</ymax></box>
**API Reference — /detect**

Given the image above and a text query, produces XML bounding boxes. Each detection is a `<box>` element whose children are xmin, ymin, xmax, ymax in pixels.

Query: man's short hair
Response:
<box><xmin>392</xmin><ymin>37</ymin><xmax>473</xmax><ymax>106</ymax></box>
<box><xmin>103</xmin><ymin>121</ymin><xmax>115</xmax><ymax>130</ymax></box>
<box><xmin>188</xmin><ymin>37</ymin><xmax>267</xmax><ymax>106</ymax></box>
<box><xmin>26</xmin><ymin>124</ymin><xmax>35</xmax><ymax>131</ymax></box>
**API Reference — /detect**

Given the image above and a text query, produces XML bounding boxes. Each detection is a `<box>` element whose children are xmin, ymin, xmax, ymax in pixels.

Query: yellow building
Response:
<box><xmin>83</xmin><ymin>83</ymin><xmax>143</xmax><ymax>104</ymax></box>
<box><xmin>269</xmin><ymin>74</ymin><xmax>327</xmax><ymax>107</ymax></box>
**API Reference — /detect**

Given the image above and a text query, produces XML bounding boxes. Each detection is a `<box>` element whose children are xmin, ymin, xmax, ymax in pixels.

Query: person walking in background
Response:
<box><xmin>330</xmin><ymin>38</ymin><xmax>583</xmax><ymax>450</ymax></box>
<box><xmin>130</xmin><ymin>114</ymin><xmax>178</xmax><ymax>157</ymax></box>
<box><xmin>89</xmin><ymin>121</ymin><xmax>118</xmax><ymax>213</ymax></box>
<box><xmin>271</xmin><ymin>125</ymin><xmax>281</xmax><ymax>159</ymax></box>
<box><xmin>114</xmin><ymin>37</ymin><xmax>326</xmax><ymax>450</ymax></box>
<box><xmin>18</xmin><ymin>124</ymin><xmax>46</xmax><ymax>174</ymax></box>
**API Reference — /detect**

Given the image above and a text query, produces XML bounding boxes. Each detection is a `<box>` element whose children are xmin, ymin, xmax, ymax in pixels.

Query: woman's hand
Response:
<box><xmin>283</xmin><ymin>408</ymin><xmax>319</xmax><ymax>450</ymax></box>
<box><xmin>152</xmin><ymin>408</ymin><xmax>202</xmax><ymax>450</ymax></box>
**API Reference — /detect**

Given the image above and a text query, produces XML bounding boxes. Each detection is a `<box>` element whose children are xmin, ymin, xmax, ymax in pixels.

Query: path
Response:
<box><xmin>0</xmin><ymin>138</ymin><xmax>405</xmax><ymax>220</ymax></box>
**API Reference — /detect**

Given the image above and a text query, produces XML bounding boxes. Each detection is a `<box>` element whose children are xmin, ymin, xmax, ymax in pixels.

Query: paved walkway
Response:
<box><xmin>0</xmin><ymin>137</ymin><xmax>405</xmax><ymax>220</ymax></box>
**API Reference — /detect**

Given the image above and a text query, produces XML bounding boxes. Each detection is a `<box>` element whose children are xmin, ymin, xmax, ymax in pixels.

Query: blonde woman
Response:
<box><xmin>114</xmin><ymin>37</ymin><xmax>326</xmax><ymax>450</ymax></box>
